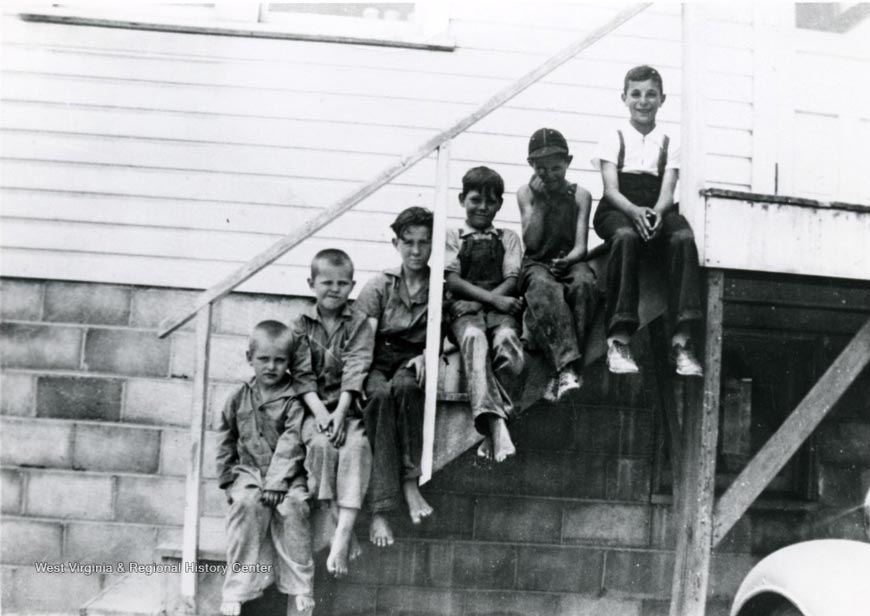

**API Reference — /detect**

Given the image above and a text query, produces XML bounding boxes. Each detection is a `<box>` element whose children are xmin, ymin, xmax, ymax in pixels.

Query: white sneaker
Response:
<box><xmin>556</xmin><ymin>367</ymin><xmax>582</xmax><ymax>400</ymax></box>
<box><xmin>542</xmin><ymin>375</ymin><xmax>559</xmax><ymax>402</ymax></box>
<box><xmin>672</xmin><ymin>342</ymin><xmax>703</xmax><ymax>377</ymax></box>
<box><xmin>607</xmin><ymin>340</ymin><xmax>639</xmax><ymax>374</ymax></box>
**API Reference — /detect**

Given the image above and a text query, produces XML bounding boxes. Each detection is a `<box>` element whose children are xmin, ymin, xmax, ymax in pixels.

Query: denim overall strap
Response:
<box><xmin>657</xmin><ymin>134</ymin><xmax>670</xmax><ymax>178</ymax></box>
<box><xmin>616</xmin><ymin>129</ymin><xmax>625</xmax><ymax>171</ymax></box>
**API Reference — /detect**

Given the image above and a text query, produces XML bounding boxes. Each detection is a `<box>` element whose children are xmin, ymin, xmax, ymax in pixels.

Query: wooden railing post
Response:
<box><xmin>669</xmin><ymin>270</ymin><xmax>723</xmax><ymax>616</ymax></box>
<box><xmin>179</xmin><ymin>303</ymin><xmax>212</xmax><ymax>614</ymax></box>
<box><xmin>420</xmin><ymin>142</ymin><xmax>450</xmax><ymax>484</ymax></box>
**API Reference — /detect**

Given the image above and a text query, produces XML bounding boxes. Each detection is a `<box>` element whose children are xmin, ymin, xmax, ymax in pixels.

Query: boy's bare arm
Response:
<box><xmin>601</xmin><ymin>161</ymin><xmax>654</xmax><ymax>241</ymax></box>
<box><xmin>565</xmin><ymin>187</ymin><xmax>592</xmax><ymax>263</ymax></box>
<box><xmin>517</xmin><ymin>184</ymin><xmax>547</xmax><ymax>253</ymax></box>
<box><xmin>652</xmin><ymin>168</ymin><xmax>679</xmax><ymax>216</ymax></box>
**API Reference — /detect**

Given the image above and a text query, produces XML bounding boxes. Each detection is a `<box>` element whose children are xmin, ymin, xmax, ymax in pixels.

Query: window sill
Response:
<box><xmin>19</xmin><ymin>12</ymin><xmax>456</xmax><ymax>52</ymax></box>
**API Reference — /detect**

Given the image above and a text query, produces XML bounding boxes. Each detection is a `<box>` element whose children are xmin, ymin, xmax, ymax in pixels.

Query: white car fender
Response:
<box><xmin>730</xmin><ymin>539</ymin><xmax>870</xmax><ymax>616</ymax></box>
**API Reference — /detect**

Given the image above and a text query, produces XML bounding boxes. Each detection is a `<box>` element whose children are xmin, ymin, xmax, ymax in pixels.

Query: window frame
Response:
<box><xmin>17</xmin><ymin>1</ymin><xmax>455</xmax><ymax>51</ymax></box>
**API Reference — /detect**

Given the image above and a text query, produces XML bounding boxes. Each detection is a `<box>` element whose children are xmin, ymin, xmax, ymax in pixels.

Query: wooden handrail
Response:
<box><xmin>157</xmin><ymin>2</ymin><xmax>651</xmax><ymax>338</ymax></box>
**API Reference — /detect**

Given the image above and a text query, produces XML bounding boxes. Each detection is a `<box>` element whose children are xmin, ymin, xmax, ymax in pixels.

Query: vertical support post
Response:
<box><xmin>649</xmin><ymin>318</ymin><xmax>684</xmax><ymax>494</ymax></box>
<box><xmin>179</xmin><ymin>303</ymin><xmax>213</xmax><ymax>613</ymax></box>
<box><xmin>420</xmin><ymin>142</ymin><xmax>450</xmax><ymax>484</ymax></box>
<box><xmin>669</xmin><ymin>270</ymin><xmax>724</xmax><ymax>616</ymax></box>
<box><xmin>680</xmin><ymin>2</ymin><xmax>707</xmax><ymax>263</ymax></box>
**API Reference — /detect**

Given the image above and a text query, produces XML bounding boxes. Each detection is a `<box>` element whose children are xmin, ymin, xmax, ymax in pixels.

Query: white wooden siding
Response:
<box><xmin>0</xmin><ymin>3</ymin><xmax>760</xmax><ymax>296</ymax></box>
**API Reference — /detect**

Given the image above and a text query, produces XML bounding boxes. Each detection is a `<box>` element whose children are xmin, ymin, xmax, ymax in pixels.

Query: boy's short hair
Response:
<box><xmin>527</xmin><ymin>128</ymin><xmax>570</xmax><ymax>161</ymax></box>
<box><xmin>460</xmin><ymin>166</ymin><xmax>504</xmax><ymax>202</ymax></box>
<box><xmin>390</xmin><ymin>206</ymin><xmax>433</xmax><ymax>239</ymax></box>
<box><xmin>249</xmin><ymin>319</ymin><xmax>289</xmax><ymax>352</ymax></box>
<box><xmin>623</xmin><ymin>65</ymin><xmax>664</xmax><ymax>94</ymax></box>
<box><xmin>310</xmin><ymin>248</ymin><xmax>354</xmax><ymax>279</ymax></box>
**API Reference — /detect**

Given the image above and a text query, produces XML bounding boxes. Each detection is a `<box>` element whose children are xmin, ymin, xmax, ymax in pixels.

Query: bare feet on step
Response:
<box><xmin>369</xmin><ymin>513</ymin><xmax>394</xmax><ymax>548</ymax></box>
<box><xmin>403</xmin><ymin>479</ymin><xmax>433</xmax><ymax>525</ymax></box>
<box><xmin>477</xmin><ymin>437</ymin><xmax>493</xmax><ymax>459</ymax></box>
<box><xmin>490</xmin><ymin>417</ymin><xmax>516</xmax><ymax>463</ymax></box>
<box><xmin>220</xmin><ymin>602</ymin><xmax>240</xmax><ymax>616</ymax></box>
<box><xmin>293</xmin><ymin>595</ymin><xmax>315</xmax><ymax>613</ymax></box>
<box><xmin>327</xmin><ymin>510</ymin><xmax>356</xmax><ymax>577</ymax></box>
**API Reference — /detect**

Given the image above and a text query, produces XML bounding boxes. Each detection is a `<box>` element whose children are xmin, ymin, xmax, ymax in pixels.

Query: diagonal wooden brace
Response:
<box><xmin>713</xmin><ymin>315</ymin><xmax>870</xmax><ymax>546</ymax></box>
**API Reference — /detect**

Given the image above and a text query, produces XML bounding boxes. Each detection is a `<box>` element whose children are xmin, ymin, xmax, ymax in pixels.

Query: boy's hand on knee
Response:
<box><xmin>629</xmin><ymin>206</ymin><xmax>653</xmax><ymax>241</ymax></box>
<box><xmin>406</xmin><ymin>354</ymin><xmax>426</xmax><ymax>387</ymax></box>
<box><xmin>549</xmin><ymin>257</ymin><xmax>572</xmax><ymax>277</ymax></box>
<box><xmin>490</xmin><ymin>295</ymin><xmax>523</xmax><ymax>316</ymax></box>
<box><xmin>325</xmin><ymin>409</ymin><xmax>348</xmax><ymax>447</ymax></box>
<box><xmin>260</xmin><ymin>489</ymin><xmax>285</xmax><ymax>508</ymax></box>
<box><xmin>451</xmin><ymin>300</ymin><xmax>483</xmax><ymax>318</ymax></box>
<box><xmin>646</xmin><ymin>209</ymin><xmax>662</xmax><ymax>239</ymax></box>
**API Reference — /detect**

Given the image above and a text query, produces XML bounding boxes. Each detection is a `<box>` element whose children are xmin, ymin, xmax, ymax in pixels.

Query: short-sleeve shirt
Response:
<box><xmin>291</xmin><ymin>303</ymin><xmax>373</xmax><ymax>409</ymax></box>
<box><xmin>354</xmin><ymin>266</ymin><xmax>428</xmax><ymax>346</ymax></box>
<box><xmin>591</xmin><ymin>122</ymin><xmax>680</xmax><ymax>176</ymax></box>
<box><xmin>444</xmin><ymin>224</ymin><xmax>522</xmax><ymax>280</ymax></box>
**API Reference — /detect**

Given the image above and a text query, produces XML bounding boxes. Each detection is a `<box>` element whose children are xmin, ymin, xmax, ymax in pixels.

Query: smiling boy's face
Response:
<box><xmin>622</xmin><ymin>78</ymin><xmax>665</xmax><ymax>130</ymax></box>
<box><xmin>308</xmin><ymin>260</ymin><xmax>354</xmax><ymax>313</ymax></box>
<box><xmin>246</xmin><ymin>333</ymin><xmax>290</xmax><ymax>388</ymax></box>
<box><xmin>392</xmin><ymin>225</ymin><xmax>432</xmax><ymax>274</ymax></box>
<box><xmin>460</xmin><ymin>189</ymin><xmax>502</xmax><ymax>230</ymax></box>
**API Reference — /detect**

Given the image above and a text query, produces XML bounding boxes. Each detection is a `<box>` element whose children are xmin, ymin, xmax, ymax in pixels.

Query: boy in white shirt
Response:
<box><xmin>591</xmin><ymin>65</ymin><xmax>703</xmax><ymax>376</ymax></box>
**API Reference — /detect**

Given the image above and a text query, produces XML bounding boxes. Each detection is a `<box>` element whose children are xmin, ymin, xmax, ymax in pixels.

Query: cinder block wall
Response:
<box><xmin>0</xmin><ymin>277</ymin><xmax>313</xmax><ymax>612</ymax></box>
<box><xmin>2</xmin><ymin>276</ymin><xmax>868</xmax><ymax>615</ymax></box>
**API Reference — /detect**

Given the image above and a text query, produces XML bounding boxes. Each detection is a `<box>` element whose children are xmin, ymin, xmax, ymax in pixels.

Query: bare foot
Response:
<box><xmin>369</xmin><ymin>513</ymin><xmax>394</xmax><ymax>548</ymax></box>
<box><xmin>220</xmin><ymin>601</ymin><xmax>241</xmax><ymax>616</ymax></box>
<box><xmin>403</xmin><ymin>479</ymin><xmax>434</xmax><ymax>525</ymax></box>
<box><xmin>293</xmin><ymin>595</ymin><xmax>315</xmax><ymax>613</ymax></box>
<box><xmin>326</xmin><ymin>518</ymin><xmax>355</xmax><ymax>577</ymax></box>
<box><xmin>349</xmin><ymin>530</ymin><xmax>363</xmax><ymax>561</ymax></box>
<box><xmin>490</xmin><ymin>418</ymin><xmax>516</xmax><ymax>463</ymax></box>
<box><xmin>476</xmin><ymin>437</ymin><xmax>493</xmax><ymax>460</ymax></box>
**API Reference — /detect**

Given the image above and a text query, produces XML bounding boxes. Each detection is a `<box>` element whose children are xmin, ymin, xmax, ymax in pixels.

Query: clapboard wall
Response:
<box><xmin>0</xmin><ymin>2</ymin><xmax>759</xmax><ymax>298</ymax></box>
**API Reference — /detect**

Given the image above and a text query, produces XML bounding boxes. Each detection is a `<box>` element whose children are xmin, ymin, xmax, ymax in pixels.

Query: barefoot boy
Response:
<box><xmin>592</xmin><ymin>65</ymin><xmax>703</xmax><ymax>376</ymax></box>
<box><xmin>215</xmin><ymin>320</ymin><xmax>316</xmax><ymax>615</ymax></box>
<box><xmin>518</xmin><ymin>128</ymin><xmax>599</xmax><ymax>402</ymax></box>
<box><xmin>292</xmin><ymin>249</ymin><xmax>374</xmax><ymax>577</ymax></box>
<box><xmin>444</xmin><ymin>166</ymin><xmax>524</xmax><ymax>462</ymax></box>
<box><xmin>355</xmin><ymin>207</ymin><xmax>435</xmax><ymax>547</ymax></box>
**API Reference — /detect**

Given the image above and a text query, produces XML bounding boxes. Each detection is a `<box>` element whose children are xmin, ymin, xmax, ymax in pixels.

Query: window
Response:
<box><xmin>19</xmin><ymin>1</ymin><xmax>454</xmax><ymax>50</ymax></box>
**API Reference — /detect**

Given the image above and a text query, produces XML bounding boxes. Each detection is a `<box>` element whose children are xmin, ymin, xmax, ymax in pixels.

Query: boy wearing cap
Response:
<box><xmin>517</xmin><ymin>128</ymin><xmax>599</xmax><ymax>402</ymax></box>
<box><xmin>591</xmin><ymin>65</ymin><xmax>703</xmax><ymax>376</ymax></box>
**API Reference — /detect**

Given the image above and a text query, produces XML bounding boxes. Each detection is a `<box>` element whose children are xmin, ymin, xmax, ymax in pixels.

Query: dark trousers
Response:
<box><xmin>362</xmin><ymin>366</ymin><xmax>424</xmax><ymax>513</ymax></box>
<box><xmin>519</xmin><ymin>260</ymin><xmax>599</xmax><ymax>372</ymax></box>
<box><xmin>593</xmin><ymin>205</ymin><xmax>702</xmax><ymax>336</ymax></box>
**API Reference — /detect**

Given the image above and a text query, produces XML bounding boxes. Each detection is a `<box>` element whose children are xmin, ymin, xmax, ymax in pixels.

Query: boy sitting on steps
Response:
<box><xmin>518</xmin><ymin>127</ymin><xmax>599</xmax><ymax>402</ymax></box>
<box><xmin>592</xmin><ymin>65</ymin><xmax>703</xmax><ymax>377</ymax></box>
<box><xmin>444</xmin><ymin>166</ymin><xmax>525</xmax><ymax>463</ymax></box>
<box><xmin>292</xmin><ymin>249</ymin><xmax>374</xmax><ymax>578</ymax></box>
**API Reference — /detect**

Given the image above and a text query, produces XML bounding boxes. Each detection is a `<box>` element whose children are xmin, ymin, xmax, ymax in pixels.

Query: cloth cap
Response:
<box><xmin>528</xmin><ymin>128</ymin><xmax>569</xmax><ymax>160</ymax></box>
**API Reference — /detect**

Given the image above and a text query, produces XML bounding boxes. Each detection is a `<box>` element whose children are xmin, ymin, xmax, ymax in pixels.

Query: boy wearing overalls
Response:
<box><xmin>444</xmin><ymin>166</ymin><xmax>525</xmax><ymax>463</ymax></box>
